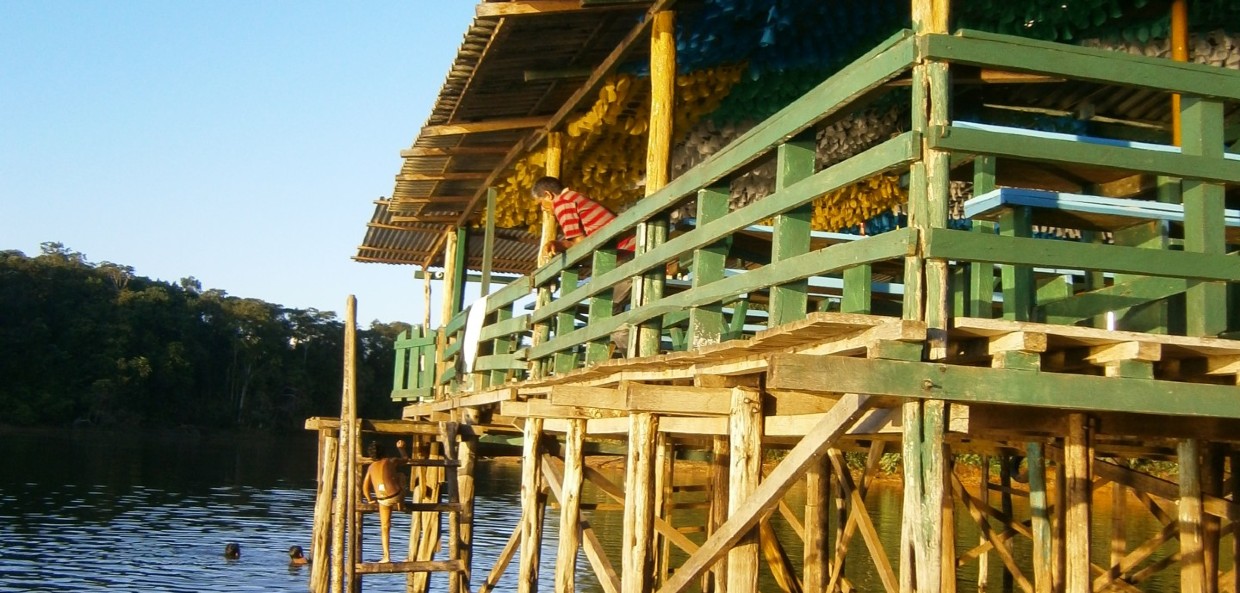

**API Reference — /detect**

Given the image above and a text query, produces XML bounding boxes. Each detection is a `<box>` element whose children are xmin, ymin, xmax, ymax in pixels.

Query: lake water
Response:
<box><xmin>0</xmin><ymin>429</ymin><xmax>1180</xmax><ymax>592</ymax></box>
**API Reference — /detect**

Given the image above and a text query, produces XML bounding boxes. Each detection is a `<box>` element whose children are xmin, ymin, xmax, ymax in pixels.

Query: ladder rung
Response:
<box><xmin>355</xmin><ymin>559</ymin><xmax>462</xmax><ymax>575</ymax></box>
<box><xmin>357</xmin><ymin>502</ymin><xmax>463</xmax><ymax>513</ymax></box>
<box><xmin>403</xmin><ymin>458</ymin><xmax>460</xmax><ymax>467</ymax></box>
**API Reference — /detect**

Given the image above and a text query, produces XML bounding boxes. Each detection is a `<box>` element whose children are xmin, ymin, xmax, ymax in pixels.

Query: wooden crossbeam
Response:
<box><xmin>656</xmin><ymin>394</ymin><xmax>873</xmax><ymax>593</ymax></box>
<box><xmin>478</xmin><ymin>523</ymin><xmax>521</xmax><ymax>593</ymax></box>
<box><xmin>826</xmin><ymin>448</ymin><xmax>899</xmax><ymax>593</ymax></box>
<box><xmin>401</xmin><ymin>145</ymin><xmax>511</xmax><ymax>158</ymax></box>
<box><xmin>420</xmin><ymin>116</ymin><xmax>551</xmax><ymax>137</ymax></box>
<box><xmin>476</xmin><ymin>1</ymin><xmax>585</xmax><ymax>18</ymax></box>
<box><xmin>355</xmin><ymin>559</ymin><xmax>461</xmax><ymax>574</ymax></box>
<box><xmin>951</xmin><ymin>472</ymin><xmax>1035</xmax><ymax>593</ymax></box>
<box><xmin>540</xmin><ymin>455</ymin><xmax>621</xmax><ymax>593</ymax></box>
<box><xmin>397</xmin><ymin>172</ymin><xmax>491</xmax><ymax>182</ymax></box>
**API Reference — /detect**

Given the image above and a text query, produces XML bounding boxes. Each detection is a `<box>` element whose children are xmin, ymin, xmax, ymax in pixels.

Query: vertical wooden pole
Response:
<box><xmin>977</xmin><ymin>455</ymin><xmax>990</xmax><ymax>593</ymax></box>
<box><xmin>1181</xmin><ymin>97</ymin><xmax>1227</xmax><ymax>337</ymax></box>
<box><xmin>437</xmin><ymin>230</ymin><xmax>461</xmax><ymax>392</ymax></box>
<box><xmin>585</xmin><ymin>248</ymin><xmax>617</xmax><ymax>363</ymax></box>
<box><xmin>1052</xmin><ymin>456</ymin><xmax>1066</xmax><ymax>593</ymax></box>
<box><xmin>1109</xmin><ymin>475</ymin><xmax>1127</xmax><ymax>590</ymax></box>
<box><xmin>900</xmin><ymin>401</ymin><xmax>924</xmax><ymax>593</ymax></box>
<box><xmin>1171</xmin><ymin>0</ymin><xmax>1188</xmax><ymax>146</ymax></box>
<box><xmin>444</xmin><ymin>423</ymin><xmax>463</xmax><ymax>593</ymax></box>
<box><xmin>633</xmin><ymin>9</ymin><xmax>675</xmax><ymax>356</ymax></box>
<box><xmin>312</xmin><ymin>432</ymin><xmax>339</xmax><ymax>593</ymax></box>
<box><xmin>804</xmin><ymin>458</ymin><xmax>830</xmax><ymax>593</ymax></box>
<box><xmin>458</xmin><ymin>412</ymin><xmax>479</xmax><ymax>593</ymax></box>
<box><xmin>1000</xmin><ymin>455</ymin><xmax>1014</xmax><ymax>593</ymax></box>
<box><xmin>1230</xmin><ymin>451</ymin><xmax>1240</xmax><ymax>593</ymax></box>
<box><xmin>622</xmin><ymin>412</ymin><xmax>659</xmax><ymax>593</ymax></box>
<box><xmin>707</xmin><ymin>435</ymin><xmax>730</xmax><ymax>593</ymax></box>
<box><xmin>922</xmin><ymin>400</ymin><xmax>946</xmax><ymax>592</ymax></box>
<box><xmin>531</xmin><ymin>133</ymin><xmax>563</xmax><ymax>378</ymax></box>
<box><xmin>481</xmin><ymin>187</ymin><xmax>497</xmax><ymax>296</ymax></box>
<box><xmin>1181</xmin><ymin>438</ymin><xmax>1207</xmax><ymax>593</ymax></box>
<box><xmin>331</xmin><ymin>296</ymin><xmax>359</xmax><ymax>593</ymax></box>
<box><xmin>351</xmin><ymin>430</ymin><xmax>363</xmax><ymax>593</ymax></box>
<box><xmin>518</xmin><ymin>418</ymin><xmax>545</xmax><ymax>593</ymax></box>
<box><xmin>1203</xmin><ymin>446</ymin><xmax>1224</xmax><ymax>593</ymax></box>
<box><xmin>687</xmin><ymin>186</ymin><xmax>729</xmax><ymax>347</ymax></box>
<box><xmin>554</xmin><ymin>268</ymin><xmax>580</xmax><ymax>374</ymax></box>
<box><xmin>1064</xmin><ymin>413</ymin><xmax>1091</xmax><ymax>593</ymax></box>
<box><xmin>832</xmin><ymin>460</ymin><xmax>847</xmax><ymax>593</ymax></box>
<box><xmin>769</xmin><ymin>140</ymin><xmax>815</xmax><ymax>327</ymax></box>
<box><xmin>728</xmin><ymin>387</ymin><xmax>762</xmax><ymax>593</ymax></box>
<box><xmin>422</xmin><ymin>268</ymin><xmax>433</xmax><ymax>331</ymax></box>
<box><xmin>1026</xmin><ymin>443</ymin><xmax>1053</xmax><ymax>593</ymax></box>
<box><xmin>941</xmin><ymin>453</ymin><xmax>957</xmax><ymax>593</ymax></box>
<box><xmin>654</xmin><ymin>435</ymin><xmax>675</xmax><ymax>585</ymax></box>
<box><xmin>555</xmin><ymin>418</ymin><xmax>587</xmax><ymax>593</ymax></box>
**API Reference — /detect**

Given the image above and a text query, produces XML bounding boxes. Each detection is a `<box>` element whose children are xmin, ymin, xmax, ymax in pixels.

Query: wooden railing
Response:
<box><xmin>393</xmin><ymin>27</ymin><xmax>1240</xmax><ymax>401</ymax></box>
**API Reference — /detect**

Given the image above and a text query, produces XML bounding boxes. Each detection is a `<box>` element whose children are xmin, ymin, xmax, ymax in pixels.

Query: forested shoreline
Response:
<box><xmin>0</xmin><ymin>243</ymin><xmax>410</xmax><ymax>431</ymax></box>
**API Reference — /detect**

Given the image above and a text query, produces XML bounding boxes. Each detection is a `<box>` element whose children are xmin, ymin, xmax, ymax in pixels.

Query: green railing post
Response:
<box><xmin>554</xmin><ymin>268</ymin><xmax>580</xmax><ymax>374</ymax></box>
<box><xmin>585</xmin><ymin>249</ymin><xmax>617</xmax><ymax>364</ymax></box>
<box><xmin>968</xmin><ymin>155</ymin><xmax>996</xmax><ymax>318</ymax></box>
<box><xmin>1181</xmin><ymin>97</ymin><xmax>1228</xmax><ymax>336</ymax></box>
<box><xmin>687</xmin><ymin>186</ymin><xmax>729</xmax><ymax>347</ymax></box>
<box><xmin>998</xmin><ymin>207</ymin><xmax>1034</xmax><ymax>321</ymax></box>
<box><xmin>769</xmin><ymin>140</ymin><xmax>815</xmax><ymax>326</ymax></box>
<box><xmin>635</xmin><ymin>217</ymin><xmax>668</xmax><ymax>357</ymax></box>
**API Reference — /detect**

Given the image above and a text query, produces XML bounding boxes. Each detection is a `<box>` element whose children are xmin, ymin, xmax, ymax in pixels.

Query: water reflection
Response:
<box><xmin>0</xmin><ymin>430</ymin><xmax>1179</xmax><ymax>592</ymax></box>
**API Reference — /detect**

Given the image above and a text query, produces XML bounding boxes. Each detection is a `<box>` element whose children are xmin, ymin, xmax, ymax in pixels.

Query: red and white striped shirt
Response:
<box><xmin>551</xmin><ymin>189</ymin><xmax>636</xmax><ymax>251</ymax></box>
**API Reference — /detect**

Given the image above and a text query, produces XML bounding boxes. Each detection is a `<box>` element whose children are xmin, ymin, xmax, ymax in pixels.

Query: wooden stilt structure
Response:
<box><xmin>317</xmin><ymin>1</ymin><xmax>1240</xmax><ymax>592</ymax></box>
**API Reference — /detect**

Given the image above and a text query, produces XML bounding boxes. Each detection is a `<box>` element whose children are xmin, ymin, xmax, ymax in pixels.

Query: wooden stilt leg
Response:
<box><xmin>1182</xmin><ymin>438</ymin><xmax>1206</xmax><ymax>593</ymax></box>
<box><xmin>805</xmin><ymin>457</ymin><xmax>830</xmax><ymax>593</ymax></box>
<box><xmin>922</xmin><ymin>401</ymin><xmax>946</xmax><ymax>593</ymax></box>
<box><xmin>1230</xmin><ymin>451</ymin><xmax>1240</xmax><ymax>593</ymax></box>
<box><xmin>1026</xmin><ymin>443</ymin><xmax>1052</xmax><ymax>593</ymax></box>
<box><xmin>832</xmin><ymin>458</ymin><xmax>847</xmax><ymax>593</ymax></box>
<box><xmin>518</xmin><ymin>418</ymin><xmax>545</xmax><ymax>593</ymax></box>
<box><xmin>942</xmin><ymin>452</ymin><xmax>957</xmax><ymax>593</ymax></box>
<box><xmin>555</xmin><ymin>418</ymin><xmax>586</xmax><ymax>593</ymax></box>
<box><xmin>654</xmin><ymin>435</ymin><xmax>674</xmax><ymax>586</ymax></box>
<box><xmin>1064</xmin><ymin>413</ymin><xmax>1092</xmax><ymax>593</ymax></box>
<box><xmin>1001</xmin><ymin>455</ymin><xmax>1014</xmax><ymax>593</ymax></box>
<box><xmin>978</xmin><ymin>455</ymin><xmax>990</xmax><ymax>593</ymax></box>
<box><xmin>706</xmin><ymin>436</ymin><xmax>729</xmax><ymax>593</ymax></box>
<box><xmin>1053</xmin><ymin>456</ymin><xmax>1066</xmax><ymax>593</ymax></box>
<box><xmin>458</xmin><ymin>412</ymin><xmax>479</xmax><ymax>593</ymax></box>
<box><xmin>312</xmin><ymin>432</ymin><xmax>339</xmax><ymax>593</ymax></box>
<box><xmin>622</xmin><ymin>412</ymin><xmax>658</xmax><ymax>593</ymax></box>
<box><xmin>1204</xmin><ymin>445</ymin><xmax>1223</xmax><ymax>593</ymax></box>
<box><xmin>901</xmin><ymin>401</ymin><xmax>924</xmax><ymax>593</ymax></box>
<box><xmin>728</xmin><ymin>387</ymin><xmax>762</xmax><ymax>593</ymax></box>
<box><xmin>1110</xmin><ymin>469</ymin><xmax>1127</xmax><ymax>591</ymax></box>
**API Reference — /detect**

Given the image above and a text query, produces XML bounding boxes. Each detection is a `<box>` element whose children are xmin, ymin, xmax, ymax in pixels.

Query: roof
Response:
<box><xmin>357</xmin><ymin>1</ymin><xmax>660</xmax><ymax>272</ymax></box>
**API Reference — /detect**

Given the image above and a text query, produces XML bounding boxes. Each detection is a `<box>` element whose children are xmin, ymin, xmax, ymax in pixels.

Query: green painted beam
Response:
<box><xmin>486</xmin><ymin>276</ymin><xmax>533</xmax><ymax>314</ymax></box>
<box><xmin>767</xmin><ymin>355</ymin><xmax>1240</xmax><ymax>419</ymax></box>
<box><xmin>841</xmin><ymin>265</ymin><xmax>872</xmax><ymax>314</ymax></box>
<box><xmin>479</xmin><ymin>313</ymin><xmax>531</xmax><ymax>342</ymax></box>
<box><xmin>928</xmin><ymin>125</ymin><xmax>1240</xmax><ymax>185</ymax></box>
<box><xmin>1040</xmin><ymin>277</ymin><xmax>1195</xmax><ymax>323</ymax></box>
<box><xmin>531</xmin><ymin>32</ymin><xmax>917</xmax><ymax>282</ymax></box>
<box><xmin>443</xmin><ymin>308</ymin><xmax>470</xmax><ymax>335</ymax></box>
<box><xmin>999</xmin><ymin>206</ymin><xmax>1034</xmax><ymax>321</ymax></box>
<box><xmin>475</xmin><ymin>351</ymin><xmax>528</xmax><ymax>373</ymax></box>
<box><xmin>585</xmin><ymin>248</ymin><xmax>617</xmax><ymax>364</ymax></box>
<box><xmin>1182</xmin><ymin>97</ymin><xmax>1229</xmax><ymax>337</ymax></box>
<box><xmin>489</xmin><ymin>307</ymin><xmax>515</xmax><ymax>386</ymax></box>
<box><xmin>921</xmin><ymin>31</ymin><xmax>1240</xmax><ymax>101</ymax></box>
<box><xmin>531</xmin><ymin>132</ymin><xmax>920</xmax><ymax>325</ymax></box>
<box><xmin>554</xmin><ymin>268</ymin><xmax>581</xmax><ymax>373</ymax></box>
<box><xmin>969</xmin><ymin>156</ymin><xmax>997</xmax><ymax>318</ymax></box>
<box><xmin>924</xmin><ymin>229</ymin><xmax>1240</xmax><ymax>283</ymax></box>
<box><xmin>527</xmin><ymin>228</ymin><xmax>915</xmax><ymax>359</ymax></box>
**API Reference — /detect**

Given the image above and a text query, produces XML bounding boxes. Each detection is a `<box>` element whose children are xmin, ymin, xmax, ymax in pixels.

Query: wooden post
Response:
<box><xmin>977</xmin><ymin>454</ymin><xmax>990</xmax><ymax>593</ymax></box>
<box><xmin>969</xmin><ymin>156</ymin><xmax>996</xmax><ymax>319</ymax></box>
<box><xmin>623</xmin><ymin>412</ymin><xmax>659</xmax><ymax>593</ymax></box>
<box><xmin>331</xmin><ymin>296</ymin><xmax>359</xmax><ymax>593</ymax></box>
<box><xmin>1109</xmin><ymin>472</ymin><xmax>1127</xmax><ymax>591</ymax></box>
<box><xmin>922</xmin><ymin>400</ymin><xmax>946</xmax><ymax>592</ymax></box>
<box><xmin>480</xmin><ymin>187</ymin><xmax>497</xmax><ymax>295</ymax></box>
<box><xmin>707</xmin><ymin>435</ymin><xmax>730</xmax><ymax>593</ymax></box>
<box><xmin>458</xmin><ymin>412</ymin><xmax>479</xmax><ymax>593</ymax></box>
<box><xmin>1181</xmin><ymin>438</ymin><xmax>1206</xmax><ymax>593</ymax></box>
<box><xmin>654</xmin><ymin>435</ymin><xmax>675</xmax><ymax>585</ymax></box>
<box><xmin>832</xmin><ymin>459</ymin><xmax>847</xmax><ymax>593</ymax></box>
<box><xmin>635</xmin><ymin>9</ymin><xmax>675</xmax><ymax>356</ymax></box>
<box><xmin>1230</xmin><ymin>451</ymin><xmax>1240</xmax><ymax>593</ymax></box>
<box><xmin>1064</xmin><ymin>413</ymin><xmax>1091</xmax><ymax>593</ymax></box>
<box><xmin>1171</xmin><ymin>0</ymin><xmax>1188</xmax><ymax>146</ymax></box>
<box><xmin>1026</xmin><ymin>443</ymin><xmax>1052</xmax><ymax>593</ymax></box>
<box><xmin>585</xmin><ymin>247</ymin><xmax>617</xmax><ymax>363</ymax></box>
<box><xmin>900</xmin><ymin>401</ymin><xmax>924</xmax><ymax>593</ymax></box>
<box><xmin>728</xmin><ymin>387</ymin><xmax>763</xmax><ymax>593</ymax></box>
<box><xmin>1203</xmin><ymin>446</ymin><xmax>1223</xmax><ymax>593</ymax></box>
<box><xmin>531</xmin><ymin>133</ymin><xmax>563</xmax><ymax>378</ymax></box>
<box><xmin>1053</xmin><ymin>455</ymin><xmax>1066</xmax><ymax>593</ymax></box>
<box><xmin>1000</xmin><ymin>456</ymin><xmax>1014</xmax><ymax>593</ymax></box>
<box><xmin>518</xmin><ymin>418</ymin><xmax>545</xmax><ymax>593</ymax></box>
<box><xmin>312</xmin><ymin>431</ymin><xmax>339</xmax><ymax>593</ymax></box>
<box><xmin>437</xmin><ymin>230</ymin><xmax>461</xmax><ymax>392</ymax></box>
<box><xmin>941</xmin><ymin>453</ymin><xmax>956</xmax><ymax>593</ymax></box>
<box><xmin>555</xmin><ymin>418</ymin><xmax>587</xmax><ymax>593</ymax></box>
<box><xmin>804</xmin><ymin>458</ymin><xmax>830</xmax><ymax>593</ymax></box>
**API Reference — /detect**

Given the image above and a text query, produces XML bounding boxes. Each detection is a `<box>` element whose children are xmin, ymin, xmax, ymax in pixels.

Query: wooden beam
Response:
<box><xmin>397</xmin><ymin>172</ymin><xmax>491</xmax><ymax>182</ymax></box>
<box><xmin>766</xmin><ymin>354</ymin><xmax>1240</xmax><ymax>420</ymax></box>
<box><xmin>420</xmin><ymin>116</ymin><xmax>551</xmax><ymax>137</ymax></box>
<box><xmin>656</xmin><ymin>394</ymin><xmax>874</xmax><ymax>593</ymax></box>
<box><xmin>477</xmin><ymin>1</ymin><xmax>593</xmax><ymax>18</ymax></box>
<box><xmin>728</xmin><ymin>387</ymin><xmax>763</xmax><ymax>593</ymax></box>
<box><xmin>401</xmin><ymin>145</ymin><xmax>512</xmax><ymax>158</ymax></box>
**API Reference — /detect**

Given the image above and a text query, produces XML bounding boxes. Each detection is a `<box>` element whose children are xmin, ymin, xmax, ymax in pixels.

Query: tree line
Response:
<box><xmin>0</xmin><ymin>243</ymin><xmax>410</xmax><ymax>431</ymax></box>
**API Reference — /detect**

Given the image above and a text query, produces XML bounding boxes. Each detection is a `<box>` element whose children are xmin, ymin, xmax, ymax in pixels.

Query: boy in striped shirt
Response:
<box><xmin>532</xmin><ymin>176</ymin><xmax>635</xmax><ymax>257</ymax></box>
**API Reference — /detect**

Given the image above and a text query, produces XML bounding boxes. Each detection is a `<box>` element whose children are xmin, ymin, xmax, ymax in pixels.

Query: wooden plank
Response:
<box><xmin>922</xmin><ymin>31</ymin><xmax>1240</xmax><ymax>101</ymax></box>
<box><xmin>655</xmin><ymin>394</ymin><xmax>874</xmax><ymax>593</ymax></box>
<box><xmin>396</xmin><ymin>171</ymin><xmax>491</xmax><ymax>182</ymax></box>
<box><xmin>419</xmin><ymin>116</ymin><xmax>550</xmax><ymax>137</ymax></box>
<box><xmin>623</xmin><ymin>414</ymin><xmax>659</xmax><ymax>593</ymax></box>
<box><xmin>500</xmin><ymin>399</ymin><xmax>626</xmax><ymax>420</ymax></box>
<box><xmin>354</xmin><ymin>560</ymin><xmax>462</xmax><ymax>575</ymax></box>
<box><xmin>400</xmin><ymin>145</ymin><xmax>510</xmax><ymax>158</ymax></box>
<box><xmin>480</xmin><ymin>313</ymin><xmax>531</xmax><ymax>342</ymax></box>
<box><xmin>1039</xmin><ymin>276</ymin><xmax>1195</xmax><ymax>323</ymax></box>
<box><xmin>803</xmin><ymin>457</ymin><xmax>829</xmax><ymax>593</ymax></box>
<box><xmin>475</xmin><ymin>1</ymin><xmax>582</xmax><ymax>18</ymax></box>
<box><xmin>585</xmin><ymin>248</ymin><xmax>617</xmax><ymax>364</ymax></box>
<box><xmin>542</xmin><ymin>448</ymin><xmax>621</xmax><ymax>593</ymax></box>
<box><xmin>529</xmin><ymin>32</ymin><xmax>917</xmax><ymax>282</ymax></box>
<box><xmin>765</xmin><ymin>355</ymin><xmax>1240</xmax><ymax>419</ymax></box>
<box><xmin>925</xmin><ymin>229</ymin><xmax>1240</xmax><ymax>283</ymax></box>
<box><xmin>626</xmin><ymin>383</ymin><xmax>733</xmax><ymax>416</ymax></box>
<box><xmin>928</xmin><ymin>124</ymin><xmax>1240</xmax><ymax>185</ymax></box>
<box><xmin>431</xmin><ymin>387</ymin><xmax>517</xmax><ymax>412</ymax></box>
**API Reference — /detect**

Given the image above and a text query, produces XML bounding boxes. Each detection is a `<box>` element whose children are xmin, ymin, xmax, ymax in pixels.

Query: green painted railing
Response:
<box><xmin>393</xmin><ymin>27</ymin><xmax>1240</xmax><ymax>401</ymax></box>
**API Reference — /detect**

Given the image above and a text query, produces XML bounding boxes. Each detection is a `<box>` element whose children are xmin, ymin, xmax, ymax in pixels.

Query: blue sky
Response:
<box><xmin>1</xmin><ymin>1</ymin><xmax>477</xmax><ymax>326</ymax></box>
